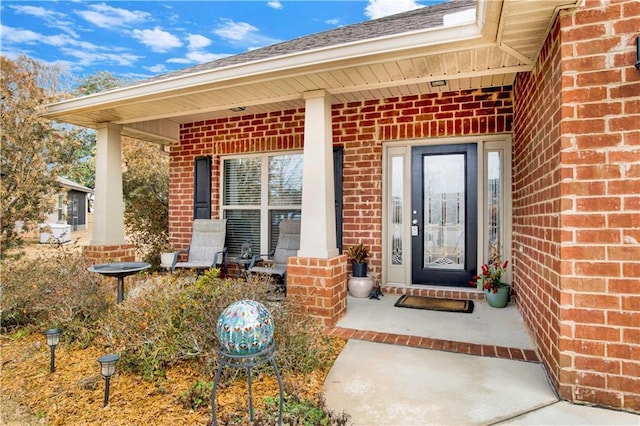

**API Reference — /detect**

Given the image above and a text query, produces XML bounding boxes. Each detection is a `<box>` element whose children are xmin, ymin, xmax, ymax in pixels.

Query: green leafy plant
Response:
<box><xmin>178</xmin><ymin>380</ymin><xmax>213</xmax><ymax>410</ymax></box>
<box><xmin>257</xmin><ymin>393</ymin><xmax>350</xmax><ymax>425</ymax></box>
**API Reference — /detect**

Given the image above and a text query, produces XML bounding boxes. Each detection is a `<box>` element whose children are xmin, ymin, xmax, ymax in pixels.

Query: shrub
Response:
<box><xmin>100</xmin><ymin>271</ymin><xmax>337</xmax><ymax>381</ymax></box>
<box><xmin>0</xmin><ymin>249</ymin><xmax>112</xmax><ymax>346</ymax></box>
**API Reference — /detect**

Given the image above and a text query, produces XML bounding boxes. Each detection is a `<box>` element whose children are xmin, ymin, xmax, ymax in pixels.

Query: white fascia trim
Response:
<box><xmin>44</xmin><ymin>7</ymin><xmax>483</xmax><ymax>116</ymax></box>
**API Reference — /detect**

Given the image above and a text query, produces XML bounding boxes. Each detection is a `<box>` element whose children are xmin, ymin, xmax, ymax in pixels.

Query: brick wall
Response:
<box><xmin>512</xmin><ymin>17</ymin><xmax>564</xmax><ymax>403</ymax></box>
<box><xmin>558</xmin><ymin>0</ymin><xmax>640</xmax><ymax>412</ymax></box>
<box><xmin>170</xmin><ymin>111</ymin><xmax>305</xmax><ymax>249</ymax></box>
<box><xmin>172</xmin><ymin>88</ymin><xmax>513</xmax><ymax>275</ymax></box>
<box><xmin>515</xmin><ymin>0</ymin><xmax>640</xmax><ymax>412</ymax></box>
<box><xmin>334</xmin><ymin>89</ymin><xmax>513</xmax><ymax>277</ymax></box>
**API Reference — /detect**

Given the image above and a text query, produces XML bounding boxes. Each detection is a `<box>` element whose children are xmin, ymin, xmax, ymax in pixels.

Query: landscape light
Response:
<box><xmin>44</xmin><ymin>328</ymin><xmax>62</xmax><ymax>373</ymax></box>
<box><xmin>98</xmin><ymin>354</ymin><xmax>120</xmax><ymax>407</ymax></box>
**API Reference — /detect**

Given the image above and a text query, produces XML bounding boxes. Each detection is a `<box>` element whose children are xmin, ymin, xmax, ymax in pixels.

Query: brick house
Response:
<box><xmin>44</xmin><ymin>0</ymin><xmax>639</xmax><ymax>413</ymax></box>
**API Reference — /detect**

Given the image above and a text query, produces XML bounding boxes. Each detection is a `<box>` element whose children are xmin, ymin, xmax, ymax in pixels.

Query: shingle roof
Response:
<box><xmin>137</xmin><ymin>0</ymin><xmax>475</xmax><ymax>85</ymax></box>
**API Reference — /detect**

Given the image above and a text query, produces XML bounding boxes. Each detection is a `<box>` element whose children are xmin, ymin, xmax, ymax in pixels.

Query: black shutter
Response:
<box><xmin>194</xmin><ymin>156</ymin><xmax>212</xmax><ymax>219</ymax></box>
<box><xmin>333</xmin><ymin>147</ymin><xmax>343</xmax><ymax>253</ymax></box>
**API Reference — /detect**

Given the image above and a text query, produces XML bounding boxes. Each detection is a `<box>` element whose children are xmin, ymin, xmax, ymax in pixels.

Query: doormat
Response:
<box><xmin>394</xmin><ymin>295</ymin><xmax>474</xmax><ymax>314</ymax></box>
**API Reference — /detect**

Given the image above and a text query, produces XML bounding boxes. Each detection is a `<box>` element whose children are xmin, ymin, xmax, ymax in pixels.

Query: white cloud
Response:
<box><xmin>60</xmin><ymin>47</ymin><xmax>141</xmax><ymax>67</ymax></box>
<box><xmin>9</xmin><ymin>5</ymin><xmax>78</xmax><ymax>37</ymax></box>
<box><xmin>148</xmin><ymin>64</ymin><xmax>169</xmax><ymax>74</ymax></box>
<box><xmin>213</xmin><ymin>20</ymin><xmax>258</xmax><ymax>41</ymax></box>
<box><xmin>325</xmin><ymin>18</ymin><xmax>341</xmax><ymax>26</ymax></box>
<box><xmin>267</xmin><ymin>0</ymin><xmax>283</xmax><ymax>9</ymax></box>
<box><xmin>1</xmin><ymin>25</ymin><xmax>97</xmax><ymax>50</ymax></box>
<box><xmin>76</xmin><ymin>3</ymin><xmax>150</xmax><ymax>29</ymax></box>
<box><xmin>10</xmin><ymin>5</ymin><xmax>63</xmax><ymax>19</ymax></box>
<box><xmin>131</xmin><ymin>27</ymin><xmax>182</xmax><ymax>53</ymax></box>
<box><xmin>364</xmin><ymin>0</ymin><xmax>424</xmax><ymax>19</ymax></box>
<box><xmin>1</xmin><ymin>25</ymin><xmax>41</xmax><ymax>44</ymax></box>
<box><xmin>187</xmin><ymin>34</ymin><xmax>211</xmax><ymax>50</ymax></box>
<box><xmin>213</xmin><ymin>19</ymin><xmax>280</xmax><ymax>48</ymax></box>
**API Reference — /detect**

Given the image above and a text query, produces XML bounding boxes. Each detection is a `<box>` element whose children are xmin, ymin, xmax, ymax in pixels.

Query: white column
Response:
<box><xmin>92</xmin><ymin>123</ymin><xmax>127</xmax><ymax>245</ymax></box>
<box><xmin>298</xmin><ymin>90</ymin><xmax>339</xmax><ymax>259</ymax></box>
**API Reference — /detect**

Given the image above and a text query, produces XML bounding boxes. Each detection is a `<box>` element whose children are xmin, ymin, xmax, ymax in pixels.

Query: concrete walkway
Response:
<box><xmin>324</xmin><ymin>294</ymin><xmax>640</xmax><ymax>425</ymax></box>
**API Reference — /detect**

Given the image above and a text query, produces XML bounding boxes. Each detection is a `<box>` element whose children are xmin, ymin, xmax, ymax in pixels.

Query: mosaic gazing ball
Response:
<box><xmin>216</xmin><ymin>300</ymin><xmax>274</xmax><ymax>355</ymax></box>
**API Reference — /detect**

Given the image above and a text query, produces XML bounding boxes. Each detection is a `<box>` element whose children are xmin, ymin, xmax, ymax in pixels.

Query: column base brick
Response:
<box><xmin>287</xmin><ymin>254</ymin><xmax>348</xmax><ymax>328</ymax></box>
<box><xmin>82</xmin><ymin>243</ymin><xmax>136</xmax><ymax>264</ymax></box>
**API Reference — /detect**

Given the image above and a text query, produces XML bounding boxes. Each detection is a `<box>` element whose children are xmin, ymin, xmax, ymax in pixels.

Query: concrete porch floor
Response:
<box><xmin>323</xmin><ymin>293</ymin><xmax>639</xmax><ymax>425</ymax></box>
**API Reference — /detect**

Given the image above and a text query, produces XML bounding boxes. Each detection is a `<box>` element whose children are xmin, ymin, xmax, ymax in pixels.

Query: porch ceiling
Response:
<box><xmin>43</xmin><ymin>0</ymin><xmax>579</xmax><ymax>145</ymax></box>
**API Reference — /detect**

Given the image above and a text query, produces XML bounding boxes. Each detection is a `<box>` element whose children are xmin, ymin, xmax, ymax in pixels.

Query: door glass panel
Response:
<box><xmin>487</xmin><ymin>151</ymin><xmax>502</xmax><ymax>261</ymax></box>
<box><xmin>391</xmin><ymin>156</ymin><xmax>403</xmax><ymax>265</ymax></box>
<box><xmin>423</xmin><ymin>154</ymin><xmax>465</xmax><ymax>269</ymax></box>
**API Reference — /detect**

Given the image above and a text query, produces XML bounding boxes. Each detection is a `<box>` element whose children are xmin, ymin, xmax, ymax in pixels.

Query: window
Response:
<box><xmin>57</xmin><ymin>194</ymin><xmax>64</xmax><ymax>222</ymax></box>
<box><xmin>222</xmin><ymin>153</ymin><xmax>302</xmax><ymax>256</ymax></box>
<box><xmin>485</xmin><ymin>149</ymin><xmax>504</xmax><ymax>262</ymax></box>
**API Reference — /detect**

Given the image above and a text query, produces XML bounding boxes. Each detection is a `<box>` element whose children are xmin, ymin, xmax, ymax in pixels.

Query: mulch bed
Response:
<box><xmin>1</xmin><ymin>333</ymin><xmax>338</xmax><ymax>425</ymax></box>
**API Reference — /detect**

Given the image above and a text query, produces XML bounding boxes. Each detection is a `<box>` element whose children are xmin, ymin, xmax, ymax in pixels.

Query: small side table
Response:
<box><xmin>228</xmin><ymin>257</ymin><xmax>261</xmax><ymax>279</ymax></box>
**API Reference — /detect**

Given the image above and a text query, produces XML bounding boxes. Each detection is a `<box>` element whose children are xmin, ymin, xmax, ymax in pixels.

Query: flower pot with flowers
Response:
<box><xmin>471</xmin><ymin>258</ymin><xmax>510</xmax><ymax>308</ymax></box>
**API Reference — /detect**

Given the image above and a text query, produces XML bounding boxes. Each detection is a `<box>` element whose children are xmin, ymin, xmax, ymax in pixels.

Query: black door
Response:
<box><xmin>411</xmin><ymin>144</ymin><xmax>477</xmax><ymax>286</ymax></box>
<box><xmin>194</xmin><ymin>156</ymin><xmax>212</xmax><ymax>219</ymax></box>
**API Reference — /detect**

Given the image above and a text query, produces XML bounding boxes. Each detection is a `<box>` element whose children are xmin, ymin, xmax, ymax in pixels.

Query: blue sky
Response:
<box><xmin>1</xmin><ymin>0</ymin><xmax>444</xmax><ymax>82</ymax></box>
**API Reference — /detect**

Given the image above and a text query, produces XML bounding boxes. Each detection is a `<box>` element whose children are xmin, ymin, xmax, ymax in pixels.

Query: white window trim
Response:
<box><xmin>220</xmin><ymin>150</ymin><xmax>303</xmax><ymax>254</ymax></box>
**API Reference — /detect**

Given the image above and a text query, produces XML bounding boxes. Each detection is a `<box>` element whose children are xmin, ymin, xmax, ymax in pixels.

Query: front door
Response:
<box><xmin>411</xmin><ymin>144</ymin><xmax>477</xmax><ymax>286</ymax></box>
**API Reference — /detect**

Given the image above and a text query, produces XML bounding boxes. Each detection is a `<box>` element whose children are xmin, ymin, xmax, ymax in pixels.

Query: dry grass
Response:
<box><xmin>1</xmin><ymin>230</ymin><xmax>348</xmax><ymax>425</ymax></box>
<box><xmin>1</xmin><ymin>332</ymin><xmax>341</xmax><ymax>425</ymax></box>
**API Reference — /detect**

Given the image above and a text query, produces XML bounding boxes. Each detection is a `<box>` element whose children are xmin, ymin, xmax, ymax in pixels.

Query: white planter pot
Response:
<box><xmin>160</xmin><ymin>252</ymin><xmax>176</xmax><ymax>268</ymax></box>
<box><xmin>348</xmin><ymin>275</ymin><xmax>374</xmax><ymax>298</ymax></box>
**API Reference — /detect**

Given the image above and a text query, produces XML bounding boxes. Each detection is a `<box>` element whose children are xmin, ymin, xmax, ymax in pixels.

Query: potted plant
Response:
<box><xmin>346</xmin><ymin>243</ymin><xmax>373</xmax><ymax>298</ymax></box>
<box><xmin>159</xmin><ymin>242</ymin><xmax>178</xmax><ymax>270</ymax></box>
<box><xmin>471</xmin><ymin>257</ymin><xmax>510</xmax><ymax>308</ymax></box>
<box><xmin>347</xmin><ymin>243</ymin><xmax>370</xmax><ymax>277</ymax></box>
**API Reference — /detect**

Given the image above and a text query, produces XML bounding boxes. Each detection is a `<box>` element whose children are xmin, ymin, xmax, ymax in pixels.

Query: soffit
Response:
<box><xmin>43</xmin><ymin>0</ymin><xmax>580</xmax><ymax>145</ymax></box>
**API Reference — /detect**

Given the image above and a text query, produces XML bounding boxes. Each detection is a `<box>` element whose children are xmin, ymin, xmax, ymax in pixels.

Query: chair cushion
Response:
<box><xmin>250</xmin><ymin>265</ymin><xmax>287</xmax><ymax>276</ymax></box>
<box><xmin>174</xmin><ymin>261</ymin><xmax>214</xmax><ymax>269</ymax></box>
<box><xmin>188</xmin><ymin>219</ymin><xmax>226</xmax><ymax>264</ymax></box>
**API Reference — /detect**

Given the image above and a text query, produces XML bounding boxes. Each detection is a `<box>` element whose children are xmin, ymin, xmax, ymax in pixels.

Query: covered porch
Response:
<box><xmin>41</xmin><ymin>0</ymin><xmax>575</xmax><ymax>327</ymax></box>
<box><xmin>42</xmin><ymin>0</ymin><xmax>640</xmax><ymax>413</ymax></box>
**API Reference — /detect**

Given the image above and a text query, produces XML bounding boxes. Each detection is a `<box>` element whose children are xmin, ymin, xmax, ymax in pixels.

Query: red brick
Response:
<box><xmin>575</xmin><ymin>324</ymin><xmax>621</xmax><ymax>341</ymax></box>
<box><xmin>574</xmin><ymin>293</ymin><xmax>620</xmax><ymax>309</ymax></box>
<box><xmin>576</xmin><ymin>70</ymin><xmax>622</xmax><ymax>87</ymax></box>
<box><xmin>622</xmin><ymin>295</ymin><xmax>640</xmax><ymax>310</ymax></box>
<box><xmin>609</xmin><ymin>343</ymin><xmax>640</xmax><ymax>360</ymax></box>
<box><xmin>609</xmin><ymin>375</ymin><xmax>640</xmax><ymax>394</ymax></box>
<box><xmin>561</xmin><ymin>307</ymin><xmax>605</xmax><ymax>323</ymax></box>
<box><xmin>575</xmin><ymin>356</ymin><xmax>622</xmax><ymax>374</ymax></box>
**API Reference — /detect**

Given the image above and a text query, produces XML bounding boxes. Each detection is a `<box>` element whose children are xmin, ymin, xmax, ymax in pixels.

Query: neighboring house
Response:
<box><xmin>43</xmin><ymin>0</ymin><xmax>639</xmax><ymax>414</ymax></box>
<box><xmin>43</xmin><ymin>176</ymin><xmax>92</xmax><ymax>231</ymax></box>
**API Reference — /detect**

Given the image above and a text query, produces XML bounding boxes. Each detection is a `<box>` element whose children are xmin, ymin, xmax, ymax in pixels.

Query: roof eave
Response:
<box><xmin>42</xmin><ymin>11</ymin><xmax>481</xmax><ymax>122</ymax></box>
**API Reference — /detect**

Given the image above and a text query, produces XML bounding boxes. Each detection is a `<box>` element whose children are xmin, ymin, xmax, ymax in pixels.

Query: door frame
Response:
<box><xmin>382</xmin><ymin>135</ymin><xmax>513</xmax><ymax>287</ymax></box>
<box><xmin>410</xmin><ymin>143</ymin><xmax>478</xmax><ymax>286</ymax></box>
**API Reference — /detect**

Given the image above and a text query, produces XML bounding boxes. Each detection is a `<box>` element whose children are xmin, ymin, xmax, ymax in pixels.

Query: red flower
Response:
<box><xmin>472</xmin><ymin>257</ymin><xmax>510</xmax><ymax>293</ymax></box>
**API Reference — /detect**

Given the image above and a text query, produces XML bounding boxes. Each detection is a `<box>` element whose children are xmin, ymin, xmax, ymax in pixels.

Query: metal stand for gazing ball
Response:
<box><xmin>211</xmin><ymin>341</ymin><xmax>283</xmax><ymax>425</ymax></box>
